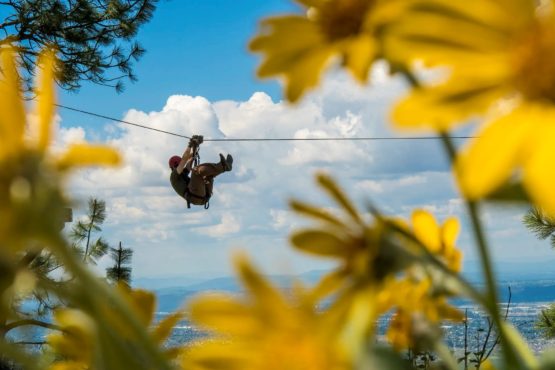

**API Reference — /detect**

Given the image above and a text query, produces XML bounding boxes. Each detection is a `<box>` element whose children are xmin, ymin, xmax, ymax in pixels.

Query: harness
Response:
<box><xmin>184</xmin><ymin>187</ymin><xmax>211</xmax><ymax>209</ymax></box>
<box><xmin>183</xmin><ymin>144</ymin><xmax>211</xmax><ymax>210</ymax></box>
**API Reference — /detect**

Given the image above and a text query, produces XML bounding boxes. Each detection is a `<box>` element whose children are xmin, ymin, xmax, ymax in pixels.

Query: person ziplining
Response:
<box><xmin>169</xmin><ymin>135</ymin><xmax>233</xmax><ymax>209</ymax></box>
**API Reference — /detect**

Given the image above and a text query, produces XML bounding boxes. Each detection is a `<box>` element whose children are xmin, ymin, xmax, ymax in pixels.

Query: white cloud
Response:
<box><xmin>355</xmin><ymin>175</ymin><xmax>427</xmax><ymax>194</ymax></box>
<box><xmin>57</xmin><ymin>68</ymin><xmax>549</xmax><ymax>279</ymax></box>
<box><xmin>270</xmin><ymin>209</ymin><xmax>292</xmax><ymax>230</ymax></box>
<box><xmin>192</xmin><ymin>212</ymin><xmax>241</xmax><ymax>237</ymax></box>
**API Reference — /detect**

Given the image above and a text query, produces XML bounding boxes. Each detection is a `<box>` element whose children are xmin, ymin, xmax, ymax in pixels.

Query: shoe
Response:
<box><xmin>225</xmin><ymin>154</ymin><xmax>233</xmax><ymax>171</ymax></box>
<box><xmin>220</xmin><ymin>153</ymin><xmax>233</xmax><ymax>171</ymax></box>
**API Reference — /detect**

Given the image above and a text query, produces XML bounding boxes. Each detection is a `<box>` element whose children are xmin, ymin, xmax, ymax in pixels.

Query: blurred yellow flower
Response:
<box><xmin>289</xmin><ymin>173</ymin><xmax>389</xmax><ymax>283</ymax></box>
<box><xmin>287</xmin><ymin>175</ymin><xmax>465</xmax><ymax>355</ymax></box>
<box><xmin>47</xmin><ymin>309</ymin><xmax>97</xmax><ymax>367</ymax></box>
<box><xmin>0</xmin><ymin>46</ymin><xmax>120</xmax><ymax>246</ymax></box>
<box><xmin>0</xmin><ymin>46</ymin><xmax>120</xmax><ymax>168</ymax></box>
<box><xmin>182</xmin><ymin>254</ymin><xmax>350</xmax><ymax>370</ymax></box>
<box><xmin>388</xmin><ymin>0</ymin><xmax>555</xmax><ymax>212</ymax></box>
<box><xmin>386</xmin><ymin>278</ymin><xmax>462</xmax><ymax>350</ymax></box>
<box><xmin>112</xmin><ymin>285</ymin><xmax>185</xmax><ymax>358</ymax></box>
<box><xmin>47</xmin><ymin>287</ymin><xmax>184</xmax><ymax>369</ymax></box>
<box><xmin>250</xmin><ymin>0</ymin><xmax>409</xmax><ymax>102</ymax></box>
<box><xmin>411</xmin><ymin>209</ymin><xmax>462</xmax><ymax>272</ymax></box>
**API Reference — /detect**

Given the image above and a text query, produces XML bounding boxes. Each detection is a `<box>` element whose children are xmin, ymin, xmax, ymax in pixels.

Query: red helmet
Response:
<box><xmin>168</xmin><ymin>155</ymin><xmax>181</xmax><ymax>169</ymax></box>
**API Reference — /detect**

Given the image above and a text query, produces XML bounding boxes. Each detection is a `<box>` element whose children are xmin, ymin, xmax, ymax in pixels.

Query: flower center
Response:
<box><xmin>513</xmin><ymin>18</ymin><xmax>555</xmax><ymax>103</ymax></box>
<box><xmin>316</xmin><ymin>0</ymin><xmax>374</xmax><ymax>41</ymax></box>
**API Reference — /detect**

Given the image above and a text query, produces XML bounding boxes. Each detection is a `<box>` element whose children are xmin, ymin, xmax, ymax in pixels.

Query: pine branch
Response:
<box><xmin>523</xmin><ymin>207</ymin><xmax>555</xmax><ymax>240</ymax></box>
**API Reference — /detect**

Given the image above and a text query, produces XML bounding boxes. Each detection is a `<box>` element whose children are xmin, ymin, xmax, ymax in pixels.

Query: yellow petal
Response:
<box><xmin>188</xmin><ymin>294</ymin><xmax>260</xmax><ymax>336</ymax></box>
<box><xmin>127</xmin><ymin>289</ymin><xmax>156</xmax><ymax>326</ymax></box>
<box><xmin>48</xmin><ymin>309</ymin><xmax>95</xmax><ymax>362</ymax></box>
<box><xmin>152</xmin><ymin>311</ymin><xmax>184</xmax><ymax>344</ymax></box>
<box><xmin>0</xmin><ymin>46</ymin><xmax>25</xmax><ymax>158</ymax></box>
<box><xmin>35</xmin><ymin>49</ymin><xmax>56</xmax><ymax>151</ymax></box>
<box><xmin>307</xmin><ymin>270</ymin><xmax>347</xmax><ymax>303</ymax></box>
<box><xmin>448</xmin><ymin>249</ymin><xmax>463</xmax><ymax>272</ymax></box>
<box><xmin>250</xmin><ymin>16</ymin><xmax>334</xmax><ymax>102</ymax></box>
<box><xmin>48</xmin><ymin>361</ymin><xmax>88</xmax><ymax>370</ymax></box>
<box><xmin>183</xmin><ymin>341</ymin><xmax>251</xmax><ymax>370</ymax></box>
<box><xmin>341</xmin><ymin>34</ymin><xmax>376</xmax><ymax>82</ymax></box>
<box><xmin>290</xmin><ymin>229</ymin><xmax>351</xmax><ymax>257</ymax></box>
<box><xmin>523</xmin><ymin>120</ymin><xmax>555</xmax><ymax>216</ymax></box>
<box><xmin>392</xmin><ymin>78</ymin><xmax>508</xmax><ymax>131</ymax></box>
<box><xmin>317</xmin><ymin>173</ymin><xmax>362</xmax><ymax>224</ymax></box>
<box><xmin>250</xmin><ymin>16</ymin><xmax>325</xmax><ymax>77</ymax></box>
<box><xmin>284</xmin><ymin>46</ymin><xmax>333</xmax><ymax>102</ymax></box>
<box><xmin>289</xmin><ymin>200</ymin><xmax>346</xmax><ymax>227</ymax></box>
<box><xmin>441</xmin><ymin>217</ymin><xmax>459</xmax><ymax>251</ymax></box>
<box><xmin>233</xmin><ymin>253</ymin><xmax>289</xmax><ymax>315</ymax></box>
<box><xmin>415</xmin><ymin>0</ymin><xmax>534</xmax><ymax>29</ymax></box>
<box><xmin>390</xmin><ymin>11</ymin><xmax>511</xmax><ymax>56</ymax></box>
<box><xmin>56</xmin><ymin>144</ymin><xmax>121</xmax><ymax>171</ymax></box>
<box><xmin>412</xmin><ymin>209</ymin><xmax>440</xmax><ymax>253</ymax></box>
<box><xmin>456</xmin><ymin>106</ymin><xmax>533</xmax><ymax>199</ymax></box>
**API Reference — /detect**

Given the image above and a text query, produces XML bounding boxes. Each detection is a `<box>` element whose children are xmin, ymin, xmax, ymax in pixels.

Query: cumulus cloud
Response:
<box><xmin>355</xmin><ymin>175</ymin><xmax>427</xmax><ymax>194</ymax></box>
<box><xmin>58</xmin><ymin>67</ymin><xmax>549</xmax><ymax>278</ymax></box>
<box><xmin>192</xmin><ymin>212</ymin><xmax>241</xmax><ymax>237</ymax></box>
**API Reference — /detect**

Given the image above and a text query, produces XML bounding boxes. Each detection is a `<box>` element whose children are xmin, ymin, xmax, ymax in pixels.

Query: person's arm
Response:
<box><xmin>176</xmin><ymin>145</ymin><xmax>193</xmax><ymax>174</ymax></box>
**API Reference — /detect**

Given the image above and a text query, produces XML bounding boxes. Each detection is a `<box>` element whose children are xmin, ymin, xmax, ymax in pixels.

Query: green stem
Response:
<box><xmin>439</xmin><ymin>132</ymin><xmax>523</xmax><ymax>369</ymax></box>
<box><xmin>466</xmin><ymin>201</ymin><xmax>499</xmax><ymax>310</ymax></box>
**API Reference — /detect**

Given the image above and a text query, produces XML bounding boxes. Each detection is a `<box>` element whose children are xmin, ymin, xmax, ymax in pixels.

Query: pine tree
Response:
<box><xmin>70</xmin><ymin>197</ymin><xmax>109</xmax><ymax>264</ymax></box>
<box><xmin>523</xmin><ymin>207</ymin><xmax>555</xmax><ymax>338</ymax></box>
<box><xmin>0</xmin><ymin>0</ymin><xmax>157</xmax><ymax>93</ymax></box>
<box><xmin>523</xmin><ymin>207</ymin><xmax>555</xmax><ymax>249</ymax></box>
<box><xmin>106</xmin><ymin>241</ymin><xmax>133</xmax><ymax>286</ymax></box>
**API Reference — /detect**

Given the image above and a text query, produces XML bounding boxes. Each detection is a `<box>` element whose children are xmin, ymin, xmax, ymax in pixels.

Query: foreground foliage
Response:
<box><xmin>2</xmin><ymin>0</ymin><xmax>555</xmax><ymax>369</ymax></box>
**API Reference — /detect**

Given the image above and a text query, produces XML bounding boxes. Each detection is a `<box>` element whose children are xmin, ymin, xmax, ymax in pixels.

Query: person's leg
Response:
<box><xmin>187</xmin><ymin>161</ymin><xmax>225</xmax><ymax>196</ymax></box>
<box><xmin>187</xmin><ymin>154</ymin><xmax>231</xmax><ymax>196</ymax></box>
<box><xmin>195</xmin><ymin>162</ymin><xmax>225</xmax><ymax>177</ymax></box>
<box><xmin>188</xmin><ymin>170</ymin><xmax>207</xmax><ymax>198</ymax></box>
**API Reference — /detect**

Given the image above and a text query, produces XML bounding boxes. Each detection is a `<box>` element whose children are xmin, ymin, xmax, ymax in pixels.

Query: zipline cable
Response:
<box><xmin>55</xmin><ymin>103</ymin><xmax>475</xmax><ymax>142</ymax></box>
<box><xmin>55</xmin><ymin>104</ymin><xmax>191</xmax><ymax>139</ymax></box>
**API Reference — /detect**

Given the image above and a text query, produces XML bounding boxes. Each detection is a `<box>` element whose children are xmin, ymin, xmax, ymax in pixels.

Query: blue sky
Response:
<box><xmin>42</xmin><ymin>0</ymin><xmax>555</xmax><ymax>286</ymax></box>
<box><xmin>58</xmin><ymin>0</ymin><xmax>296</xmax><ymax>123</ymax></box>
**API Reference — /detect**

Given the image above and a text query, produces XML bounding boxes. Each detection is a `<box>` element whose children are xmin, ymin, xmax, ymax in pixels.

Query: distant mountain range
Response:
<box><xmin>135</xmin><ymin>266</ymin><xmax>555</xmax><ymax>312</ymax></box>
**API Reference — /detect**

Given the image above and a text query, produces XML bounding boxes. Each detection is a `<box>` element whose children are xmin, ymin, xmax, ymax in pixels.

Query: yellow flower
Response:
<box><xmin>388</xmin><ymin>0</ymin><xmax>555</xmax><ymax>211</ymax></box>
<box><xmin>386</xmin><ymin>278</ymin><xmax>463</xmax><ymax>350</ymax></box>
<box><xmin>0</xmin><ymin>46</ymin><xmax>120</xmax><ymax>246</ymax></box>
<box><xmin>289</xmin><ymin>173</ymin><xmax>393</xmax><ymax>284</ymax></box>
<box><xmin>110</xmin><ymin>284</ymin><xmax>186</xmax><ymax>358</ymax></box>
<box><xmin>0</xmin><ymin>46</ymin><xmax>120</xmax><ymax>168</ymax></box>
<box><xmin>47</xmin><ymin>309</ymin><xmax>97</xmax><ymax>367</ymax></box>
<box><xmin>250</xmin><ymin>0</ymin><xmax>410</xmax><ymax>102</ymax></box>
<box><xmin>47</xmin><ymin>287</ymin><xmax>185</xmax><ymax>369</ymax></box>
<box><xmin>182</xmin><ymin>254</ymin><xmax>351</xmax><ymax>370</ymax></box>
<box><xmin>411</xmin><ymin>209</ymin><xmax>462</xmax><ymax>272</ymax></box>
